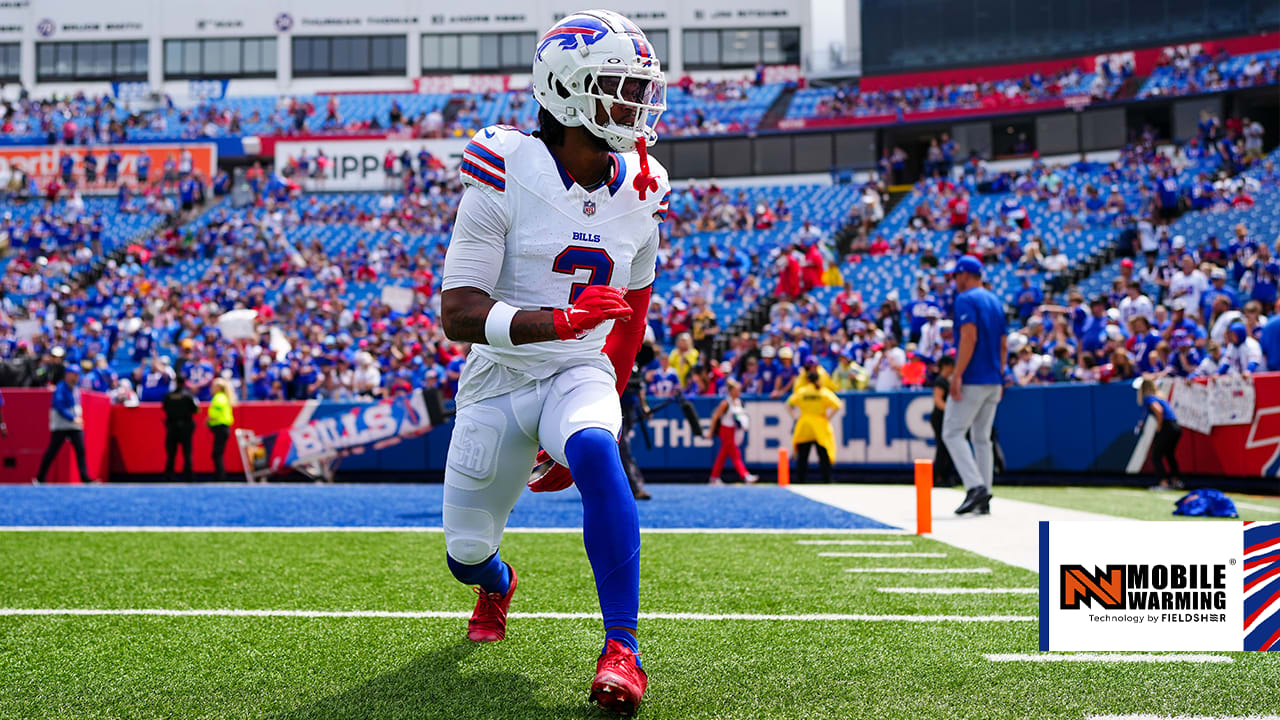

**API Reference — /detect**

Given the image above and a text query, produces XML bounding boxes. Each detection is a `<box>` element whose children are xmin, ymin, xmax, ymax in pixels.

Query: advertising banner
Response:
<box><xmin>0</xmin><ymin>143</ymin><xmax>217</xmax><ymax>193</ymax></box>
<box><xmin>1040</xmin><ymin>521</ymin><xmax>1278</xmax><ymax>651</ymax></box>
<box><xmin>255</xmin><ymin>392</ymin><xmax>434</xmax><ymax>476</ymax></box>
<box><xmin>272</xmin><ymin>137</ymin><xmax>469</xmax><ymax>191</ymax></box>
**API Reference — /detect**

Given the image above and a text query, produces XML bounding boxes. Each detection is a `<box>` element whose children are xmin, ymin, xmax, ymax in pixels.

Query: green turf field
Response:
<box><xmin>993</xmin><ymin>485</ymin><xmax>1280</xmax><ymax>521</ymax></box>
<box><xmin>2</xmin><ymin>530</ymin><xmax>1277</xmax><ymax>719</ymax></box>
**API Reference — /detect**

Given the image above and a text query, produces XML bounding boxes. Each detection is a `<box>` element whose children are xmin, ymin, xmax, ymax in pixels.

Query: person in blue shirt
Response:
<box><xmin>1137</xmin><ymin>378</ymin><xmax>1181</xmax><ymax>490</ymax></box>
<box><xmin>59</xmin><ymin>154</ymin><xmax>74</xmax><ymax>184</ymax></box>
<box><xmin>139</xmin><ymin>358</ymin><xmax>174</xmax><ymax>403</ymax></box>
<box><xmin>1249</xmin><ymin>258</ymin><xmax>1279</xmax><ymax>307</ymax></box>
<box><xmin>179</xmin><ymin>175</ymin><xmax>198</xmax><ymax>215</ymax></box>
<box><xmin>942</xmin><ymin>256</ymin><xmax>1007</xmax><ymax>515</ymax></box>
<box><xmin>35</xmin><ymin>367</ymin><xmax>92</xmax><ymax>484</ymax></box>
<box><xmin>136</xmin><ymin>154</ymin><xmax>151</xmax><ymax>184</ymax></box>
<box><xmin>90</xmin><ymin>355</ymin><xmax>116</xmax><ymax>393</ymax></box>
<box><xmin>905</xmin><ymin>295</ymin><xmax>941</xmax><ymax>342</ymax></box>
<box><xmin>1013</xmin><ymin>277</ymin><xmax>1043</xmax><ymax>322</ymax></box>
<box><xmin>1200</xmin><ymin>267</ymin><xmax>1237</xmax><ymax>320</ymax></box>
<box><xmin>105</xmin><ymin>150</ymin><xmax>121</xmax><ymax>186</ymax></box>
<box><xmin>1080</xmin><ymin>297</ymin><xmax>1110</xmax><ymax>358</ymax></box>
<box><xmin>1126</xmin><ymin>316</ymin><xmax>1163</xmax><ymax>373</ymax></box>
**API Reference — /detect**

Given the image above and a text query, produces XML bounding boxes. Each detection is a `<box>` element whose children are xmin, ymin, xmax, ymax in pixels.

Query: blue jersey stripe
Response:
<box><xmin>460</xmin><ymin>161</ymin><xmax>505</xmax><ymax>192</ymax></box>
<box><xmin>464</xmin><ymin>142</ymin><xmax>506</xmax><ymax>172</ymax></box>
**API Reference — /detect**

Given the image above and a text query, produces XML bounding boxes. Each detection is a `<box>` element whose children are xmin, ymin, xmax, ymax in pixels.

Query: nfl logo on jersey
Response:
<box><xmin>583</xmin><ymin>200</ymin><xmax>596</xmax><ymax>216</ymax></box>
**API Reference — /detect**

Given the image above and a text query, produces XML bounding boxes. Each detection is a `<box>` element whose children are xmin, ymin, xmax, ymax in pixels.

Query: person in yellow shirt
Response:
<box><xmin>207</xmin><ymin>378</ymin><xmax>235</xmax><ymax>483</ymax></box>
<box><xmin>787</xmin><ymin>368</ymin><xmax>844</xmax><ymax>484</ymax></box>
<box><xmin>668</xmin><ymin>332</ymin><xmax>699</xmax><ymax>388</ymax></box>
<box><xmin>792</xmin><ymin>356</ymin><xmax>837</xmax><ymax>392</ymax></box>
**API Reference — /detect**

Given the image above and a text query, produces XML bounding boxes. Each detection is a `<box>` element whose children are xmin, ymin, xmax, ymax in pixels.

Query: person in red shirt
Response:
<box><xmin>947</xmin><ymin>191</ymin><xmax>970</xmax><ymax>230</ymax></box>
<box><xmin>802</xmin><ymin>243</ymin><xmax>824</xmax><ymax>290</ymax></box>
<box><xmin>869</xmin><ymin>235</ymin><xmax>890</xmax><ymax>256</ymax></box>
<box><xmin>777</xmin><ymin>249</ymin><xmax>801</xmax><ymax>299</ymax></box>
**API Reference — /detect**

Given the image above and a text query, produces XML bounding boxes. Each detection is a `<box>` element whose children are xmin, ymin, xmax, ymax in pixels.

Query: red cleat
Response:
<box><xmin>590</xmin><ymin>639</ymin><xmax>647</xmax><ymax>716</ymax></box>
<box><xmin>466</xmin><ymin>564</ymin><xmax>517</xmax><ymax>643</ymax></box>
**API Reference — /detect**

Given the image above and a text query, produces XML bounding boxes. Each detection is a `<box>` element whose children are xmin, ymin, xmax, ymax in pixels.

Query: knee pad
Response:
<box><xmin>443</xmin><ymin>509</ymin><xmax>498</xmax><ymax>566</ymax></box>
<box><xmin>446</xmin><ymin>405</ymin><xmax>507</xmax><ymax>491</ymax></box>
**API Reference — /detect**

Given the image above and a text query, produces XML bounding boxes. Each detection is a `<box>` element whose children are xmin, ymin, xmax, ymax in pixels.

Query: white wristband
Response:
<box><xmin>484</xmin><ymin>301</ymin><xmax>521</xmax><ymax>349</ymax></box>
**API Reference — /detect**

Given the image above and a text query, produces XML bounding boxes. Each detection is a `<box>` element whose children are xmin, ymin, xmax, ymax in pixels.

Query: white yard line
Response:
<box><xmin>878</xmin><ymin>587</ymin><xmax>1037</xmax><ymax>595</ymax></box>
<box><xmin>984</xmin><ymin>653</ymin><xmax>1233</xmax><ymax>664</ymax></box>
<box><xmin>818</xmin><ymin>552</ymin><xmax>946</xmax><ymax>558</ymax></box>
<box><xmin>796</xmin><ymin>540</ymin><xmax>914</xmax><ymax>545</ymax></box>
<box><xmin>1234</xmin><ymin>501</ymin><xmax>1280</xmax><ymax>515</ymax></box>
<box><xmin>0</xmin><ymin>608</ymin><xmax>1033</xmax><ymax>623</ymax></box>
<box><xmin>0</xmin><ymin>526</ymin><xmax>911</xmax><ymax>535</ymax></box>
<box><xmin>790</xmin><ymin>484</ymin><xmax>1123</xmax><ymax>572</ymax></box>
<box><xmin>846</xmin><ymin>568</ymin><xmax>991</xmax><ymax>574</ymax></box>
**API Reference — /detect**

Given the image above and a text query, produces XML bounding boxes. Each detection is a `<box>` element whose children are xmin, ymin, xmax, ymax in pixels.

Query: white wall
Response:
<box><xmin>10</xmin><ymin>0</ymin><xmax>813</xmax><ymax>96</ymax></box>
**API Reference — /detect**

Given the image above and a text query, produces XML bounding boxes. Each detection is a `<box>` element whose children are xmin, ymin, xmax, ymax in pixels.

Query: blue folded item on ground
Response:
<box><xmin>1172</xmin><ymin>489</ymin><xmax>1239</xmax><ymax>518</ymax></box>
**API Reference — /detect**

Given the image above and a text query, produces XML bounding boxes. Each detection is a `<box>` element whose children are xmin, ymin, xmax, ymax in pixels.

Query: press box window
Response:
<box><xmin>37</xmin><ymin>40</ymin><xmax>148</xmax><ymax>81</ymax></box>
<box><xmin>683</xmin><ymin>28</ymin><xmax>799</xmax><ymax>69</ymax></box>
<box><xmin>293</xmin><ymin>35</ymin><xmax>406</xmax><ymax>77</ymax></box>
<box><xmin>164</xmin><ymin>38</ymin><xmax>276</xmax><ymax>79</ymax></box>
<box><xmin>422</xmin><ymin>33</ymin><xmax>535</xmax><ymax>73</ymax></box>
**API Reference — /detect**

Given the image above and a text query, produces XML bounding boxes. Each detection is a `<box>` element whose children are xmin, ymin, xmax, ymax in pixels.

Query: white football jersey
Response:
<box><xmin>443</xmin><ymin>125</ymin><xmax>670</xmax><ymax>408</ymax></box>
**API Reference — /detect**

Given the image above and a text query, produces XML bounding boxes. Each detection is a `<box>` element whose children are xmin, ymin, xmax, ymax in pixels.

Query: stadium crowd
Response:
<box><xmin>0</xmin><ymin>101</ymin><xmax>1277</xmax><ymax>407</ymax></box>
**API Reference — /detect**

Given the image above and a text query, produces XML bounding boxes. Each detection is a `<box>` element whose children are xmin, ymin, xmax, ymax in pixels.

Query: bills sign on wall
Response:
<box><xmin>1040</xmin><ymin>521</ymin><xmax>1279</xmax><ymax>651</ymax></box>
<box><xmin>273</xmin><ymin>138</ymin><xmax>469</xmax><ymax>191</ymax></box>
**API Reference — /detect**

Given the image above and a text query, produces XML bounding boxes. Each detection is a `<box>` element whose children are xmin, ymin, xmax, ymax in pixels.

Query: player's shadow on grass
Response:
<box><xmin>273</xmin><ymin>641</ymin><xmax>588</xmax><ymax>720</ymax></box>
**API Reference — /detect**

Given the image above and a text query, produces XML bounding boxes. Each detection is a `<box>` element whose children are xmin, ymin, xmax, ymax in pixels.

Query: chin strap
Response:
<box><xmin>631</xmin><ymin>136</ymin><xmax>659</xmax><ymax>201</ymax></box>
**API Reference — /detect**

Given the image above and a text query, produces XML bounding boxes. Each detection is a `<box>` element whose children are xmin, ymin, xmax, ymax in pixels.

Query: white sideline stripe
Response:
<box><xmin>1234</xmin><ymin>501</ymin><xmax>1280</xmax><ymax>515</ymax></box>
<box><xmin>796</xmin><ymin>540</ymin><xmax>913</xmax><ymax>545</ymax></box>
<box><xmin>819</xmin><ymin>552</ymin><xmax>945</xmax><ymax>558</ymax></box>
<box><xmin>0</xmin><ymin>526</ymin><xmax>909</xmax><ymax>535</ymax></box>
<box><xmin>0</xmin><ymin>608</ymin><xmax>1034</xmax><ymax>623</ymax></box>
<box><xmin>1090</xmin><ymin>716</ymin><xmax>1280</xmax><ymax>719</ymax></box>
<box><xmin>878</xmin><ymin>587</ymin><xmax>1037</xmax><ymax>595</ymax></box>
<box><xmin>847</xmin><ymin>568</ymin><xmax>991</xmax><ymax>574</ymax></box>
<box><xmin>984</xmin><ymin>653</ymin><xmax>1233</xmax><ymax>664</ymax></box>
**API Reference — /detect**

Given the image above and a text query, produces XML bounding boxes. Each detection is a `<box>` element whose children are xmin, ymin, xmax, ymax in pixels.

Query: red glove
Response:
<box><xmin>552</xmin><ymin>285</ymin><xmax>632</xmax><ymax>341</ymax></box>
<box><xmin>528</xmin><ymin>449</ymin><xmax>573</xmax><ymax>493</ymax></box>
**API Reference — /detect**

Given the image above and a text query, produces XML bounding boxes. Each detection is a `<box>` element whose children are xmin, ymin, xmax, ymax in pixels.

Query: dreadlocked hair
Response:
<box><xmin>534</xmin><ymin>107</ymin><xmax>566</xmax><ymax>147</ymax></box>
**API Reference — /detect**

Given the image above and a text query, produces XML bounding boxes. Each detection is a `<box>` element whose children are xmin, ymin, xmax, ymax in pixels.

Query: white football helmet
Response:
<box><xmin>532</xmin><ymin>9</ymin><xmax>667</xmax><ymax>152</ymax></box>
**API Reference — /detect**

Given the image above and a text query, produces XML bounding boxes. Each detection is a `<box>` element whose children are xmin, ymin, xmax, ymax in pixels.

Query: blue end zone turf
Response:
<box><xmin>0</xmin><ymin>484</ymin><xmax>896</xmax><ymax>530</ymax></box>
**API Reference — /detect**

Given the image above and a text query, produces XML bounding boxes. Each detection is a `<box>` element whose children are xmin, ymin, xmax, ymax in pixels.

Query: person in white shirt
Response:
<box><xmin>1168</xmin><ymin>256</ymin><xmax>1208</xmax><ymax>320</ymax></box>
<box><xmin>1042</xmin><ymin>246</ymin><xmax>1069</xmax><ymax>273</ymax></box>
<box><xmin>871</xmin><ymin>335</ymin><xmax>906</xmax><ymax>391</ymax></box>
<box><xmin>351</xmin><ymin>351</ymin><xmax>382</xmax><ymax>397</ymax></box>
<box><xmin>1243</xmin><ymin>117</ymin><xmax>1264</xmax><ymax>161</ymax></box>
<box><xmin>1221</xmin><ymin>322</ymin><xmax>1263</xmax><ymax>377</ymax></box>
<box><xmin>436</xmin><ymin>12</ymin><xmax>667</xmax><ymax>710</ymax></box>
<box><xmin>1196</xmin><ymin>341</ymin><xmax>1223</xmax><ymax>376</ymax></box>
<box><xmin>1118</xmin><ymin>281</ymin><xmax>1155</xmax><ymax>327</ymax></box>
<box><xmin>1012</xmin><ymin>346</ymin><xmax>1040</xmax><ymax>385</ymax></box>
<box><xmin>918</xmin><ymin>311</ymin><xmax>944</xmax><ymax>360</ymax></box>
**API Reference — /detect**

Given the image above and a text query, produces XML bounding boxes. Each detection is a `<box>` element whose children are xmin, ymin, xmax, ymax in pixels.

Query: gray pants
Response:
<box><xmin>941</xmin><ymin>384</ymin><xmax>1002</xmax><ymax>493</ymax></box>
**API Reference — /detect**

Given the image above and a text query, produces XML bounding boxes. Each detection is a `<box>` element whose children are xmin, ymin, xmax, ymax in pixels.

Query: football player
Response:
<box><xmin>439</xmin><ymin>9</ymin><xmax>668</xmax><ymax>715</ymax></box>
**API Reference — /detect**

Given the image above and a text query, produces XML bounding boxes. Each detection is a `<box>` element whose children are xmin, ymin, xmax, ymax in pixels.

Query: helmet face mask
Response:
<box><xmin>533</xmin><ymin>10</ymin><xmax>667</xmax><ymax>153</ymax></box>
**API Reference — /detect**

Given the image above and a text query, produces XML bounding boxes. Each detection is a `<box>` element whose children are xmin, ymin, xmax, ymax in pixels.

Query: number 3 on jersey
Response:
<box><xmin>552</xmin><ymin>246</ymin><xmax>615</xmax><ymax>303</ymax></box>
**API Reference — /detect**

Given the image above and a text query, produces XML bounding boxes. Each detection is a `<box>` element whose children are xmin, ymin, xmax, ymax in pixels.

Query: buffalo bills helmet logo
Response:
<box><xmin>537</xmin><ymin>15</ymin><xmax>610</xmax><ymax>60</ymax></box>
<box><xmin>583</xmin><ymin>200</ymin><xmax>596</xmax><ymax>216</ymax></box>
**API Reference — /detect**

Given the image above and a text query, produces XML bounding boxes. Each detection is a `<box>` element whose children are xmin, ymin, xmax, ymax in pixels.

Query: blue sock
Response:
<box><xmin>605</xmin><ymin>629</ymin><xmax>641</xmax><ymax>667</ymax></box>
<box><xmin>565</xmin><ymin>428</ymin><xmax>640</xmax><ymax>657</ymax></box>
<box><xmin>447</xmin><ymin>551</ymin><xmax>510</xmax><ymax>596</ymax></box>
